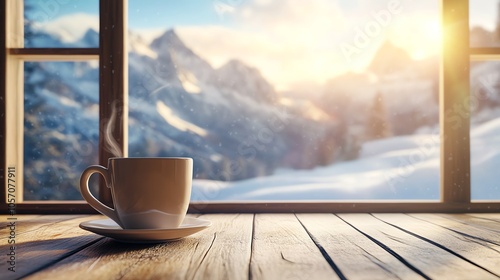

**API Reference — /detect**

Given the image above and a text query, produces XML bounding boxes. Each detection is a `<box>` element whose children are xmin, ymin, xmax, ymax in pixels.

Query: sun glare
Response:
<box><xmin>409</xmin><ymin>20</ymin><xmax>442</xmax><ymax>60</ymax></box>
<box><xmin>424</xmin><ymin>21</ymin><xmax>442</xmax><ymax>42</ymax></box>
<box><xmin>177</xmin><ymin>1</ymin><xmax>440</xmax><ymax>91</ymax></box>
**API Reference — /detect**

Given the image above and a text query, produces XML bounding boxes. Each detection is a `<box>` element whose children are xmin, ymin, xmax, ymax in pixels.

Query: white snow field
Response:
<box><xmin>192</xmin><ymin>118</ymin><xmax>500</xmax><ymax>201</ymax></box>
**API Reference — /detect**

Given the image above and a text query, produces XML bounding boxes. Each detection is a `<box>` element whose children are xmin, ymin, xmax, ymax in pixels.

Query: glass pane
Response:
<box><xmin>470</xmin><ymin>61</ymin><xmax>500</xmax><ymax>200</ymax></box>
<box><xmin>470</xmin><ymin>0</ymin><xmax>500</xmax><ymax>47</ymax></box>
<box><xmin>24</xmin><ymin>0</ymin><xmax>99</xmax><ymax>48</ymax></box>
<box><xmin>128</xmin><ymin>0</ymin><xmax>440</xmax><ymax>201</ymax></box>
<box><xmin>24</xmin><ymin>61</ymin><xmax>99</xmax><ymax>200</ymax></box>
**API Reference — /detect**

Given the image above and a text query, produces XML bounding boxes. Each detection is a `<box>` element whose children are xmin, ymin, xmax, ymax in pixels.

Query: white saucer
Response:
<box><xmin>80</xmin><ymin>217</ymin><xmax>211</xmax><ymax>243</ymax></box>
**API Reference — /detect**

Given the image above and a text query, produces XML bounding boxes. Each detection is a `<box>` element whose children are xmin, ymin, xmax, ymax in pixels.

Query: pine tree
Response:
<box><xmin>365</xmin><ymin>91</ymin><xmax>392</xmax><ymax>140</ymax></box>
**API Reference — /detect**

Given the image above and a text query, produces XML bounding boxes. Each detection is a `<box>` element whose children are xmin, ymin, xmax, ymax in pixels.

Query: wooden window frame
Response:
<box><xmin>1</xmin><ymin>0</ymin><xmax>499</xmax><ymax>214</ymax></box>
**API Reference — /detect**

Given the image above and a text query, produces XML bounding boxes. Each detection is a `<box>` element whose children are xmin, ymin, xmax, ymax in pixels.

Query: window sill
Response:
<box><xmin>2</xmin><ymin>201</ymin><xmax>500</xmax><ymax>214</ymax></box>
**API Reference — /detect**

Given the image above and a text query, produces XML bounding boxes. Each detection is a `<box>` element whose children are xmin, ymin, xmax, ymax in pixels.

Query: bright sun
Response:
<box><xmin>409</xmin><ymin>21</ymin><xmax>442</xmax><ymax>60</ymax></box>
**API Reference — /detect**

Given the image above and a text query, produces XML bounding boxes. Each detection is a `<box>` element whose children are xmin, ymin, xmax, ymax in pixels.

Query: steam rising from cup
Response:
<box><xmin>105</xmin><ymin>101</ymin><xmax>124</xmax><ymax>158</ymax></box>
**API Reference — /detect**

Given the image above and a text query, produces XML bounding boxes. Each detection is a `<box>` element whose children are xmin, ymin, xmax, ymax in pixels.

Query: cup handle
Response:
<box><xmin>79</xmin><ymin>165</ymin><xmax>120</xmax><ymax>225</ymax></box>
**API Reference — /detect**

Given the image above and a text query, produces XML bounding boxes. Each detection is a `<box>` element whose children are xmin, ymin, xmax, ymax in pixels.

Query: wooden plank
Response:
<box><xmin>470</xmin><ymin>48</ymin><xmax>500</xmax><ymax>55</ymax></box>
<box><xmin>0</xmin><ymin>215</ymin><xmax>97</xmax><ymax>237</ymax></box>
<box><xmin>471</xmin><ymin>54</ymin><xmax>500</xmax><ymax>61</ymax></box>
<box><xmin>467</xmin><ymin>214</ymin><xmax>500</xmax><ymax>223</ymax></box>
<box><xmin>421</xmin><ymin>213</ymin><xmax>500</xmax><ymax>241</ymax></box>
<box><xmin>3</xmin><ymin>0</ymin><xmax>24</xmax><ymax>203</ymax></box>
<box><xmin>374</xmin><ymin>214</ymin><xmax>500</xmax><ymax>277</ymax></box>
<box><xmin>435</xmin><ymin>214</ymin><xmax>500</xmax><ymax>234</ymax></box>
<box><xmin>0</xmin><ymin>215</ymin><xmax>102</xmax><ymax>280</ymax></box>
<box><xmin>8</xmin><ymin>48</ymin><xmax>99</xmax><ymax>60</ymax></box>
<box><xmin>0</xmin><ymin>214</ymin><xmax>41</xmax><ymax>225</ymax></box>
<box><xmin>25</xmin><ymin>214</ymin><xmax>253</xmax><ymax>280</ymax></box>
<box><xmin>10</xmin><ymin>48</ymin><xmax>99</xmax><ymax>55</ymax></box>
<box><xmin>296</xmin><ymin>213</ymin><xmax>423</xmax><ymax>279</ymax></box>
<box><xmin>250</xmin><ymin>214</ymin><xmax>339</xmax><ymax>280</ymax></box>
<box><xmin>4</xmin><ymin>53</ymin><xmax>24</xmax><ymax>203</ymax></box>
<box><xmin>338</xmin><ymin>214</ymin><xmax>495</xmax><ymax>279</ymax></box>
<box><xmin>188</xmin><ymin>214</ymin><xmax>253</xmax><ymax>279</ymax></box>
<box><xmin>0</xmin><ymin>0</ymin><xmax>6</xmax><ymax>208</ymax></box>
<box><xmin>6</xmin><ymin>201</ymin><xmax>500</xmax><ymax>215</ymax></box>
<box><xmin>6</xmin><ymin>54</ymin><xmax>99</xmax><ymax>61</ymax></box>
<box><xmin>0</xmin><ymin>215</ymin><xmax>65</xmax><ymax>237</ymax></box>
<box><xmin>426</xmin><ymin>214</ymin><xmax>500</xmax><ymax>238</ymax></box>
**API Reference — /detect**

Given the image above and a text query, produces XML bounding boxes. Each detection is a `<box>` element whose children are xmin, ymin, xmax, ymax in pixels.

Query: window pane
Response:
<box><xmin>128</xmin><ymin>0</ymin><xmax>440</xmax><ymax>201</ymax></box>
<box><xmin>24</xmin><ymin>61</ymin><xmax>99</xmax><ymax>200</ymax></box>
<box><xmin>470</xmin><ymin>61</ymin><xmax>500</xmax><ymax>200</ymax></box>
<box><xmin>470</xmin><ymin>0</ymin><xmax>500</xmax><ymax>47</ymax></box>
<box><xmin>24</xmin><ymin>0</ymin><xmax>99</xmax><ymax>48</ymax></box>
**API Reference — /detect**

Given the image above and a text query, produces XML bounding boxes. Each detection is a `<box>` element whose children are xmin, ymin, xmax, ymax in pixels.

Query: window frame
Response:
<box><xmin>1</xmin><ymin>0</ymin><xmax>499</xmax><ymax>214</ymax></box>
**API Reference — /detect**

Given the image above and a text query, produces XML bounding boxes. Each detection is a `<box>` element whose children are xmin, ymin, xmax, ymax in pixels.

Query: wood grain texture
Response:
<box><xmin>5</xmin><ymin>214</ymin><xmax>500</xmax><ymax>279</ymax></box>
<box><xmin>25</xmin><ymin>214</ymin><xmax>252</xmax><ymax>280</ymax></box>
<box><xmin>419</xmin><ymin>213</ymin><xmax>500</xmax><ymax>239</ymax></box>
<box><xmin>250</xmin><ymin>214</ymin><xmax>340</xmax><ymax>280</ymax></box>
<box><xmin>296</xmin><ymin>213</ymin><xmax>423</xmax><ymax>280</ymax></box>
<box><xmin>467</xmin><ymin>213</ymin><xmax>500</xmax><ymax>223</ymax></box>
<box><xmin>187</xmin><ymin>214</ymin><xmax>253</xmax><ymax>279</ymax></box>
<box><xmin>8</xmin><ymin>48</ymin><xmax>99</xmax><ymax>61</ymax></box>
<box><xmin>0</xmin><ymin>0</ymin><xmax>6</xmax><ymax>207</ymax></box>
<box><xmin>0</xmin><ymin>215</ymin><xmax>41</xmax><ymax>226</ymax></box>
<box><xmin>441</xmin><ymin>0</ymin><xmax>471</xmax><ymax>203</ymax></box>
<box><xmin>98</xmin><ymin>0</ymin><xmax>128</xmax><ymax>206</ymax></box>
<box><xmin>6</xmin><ymin>201</ymin><xmax>500</xmax><ymax>214</ymax></box>
<box><xmin>0</xmin><ymin>215</ymin><xmax>102</xmax><ymax>280</ymax></box>
<box><xmin>374</xmin><ymin>213</ymin><xmax>500</xmax><ymax>277</ymax></box>
<box><xmin>338</xmin><ymin>214</ymin><xmax>495</xmax><ymax>279</ymax></box>
<box><xmin>432</xmin><ymin>214</ymin><xmax>500</xmax><ymax>235</ymax></box>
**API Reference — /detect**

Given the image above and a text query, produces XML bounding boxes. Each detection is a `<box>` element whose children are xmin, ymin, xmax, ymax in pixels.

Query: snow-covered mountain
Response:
<box><xmin>215</xmin><ymin>59</ymin><xmax>277</xmax><ymax>103</ymax></box>
<box><xmin>74</xmin><ymin>28</ymin><xmax>99</xmax><ymax>48</ymax></box>
<box><xmin>24</xmin><ymin>28</ymin><xmax>342</xmax><ymax>199</ymax></box>
<box><xmin>128</xmin><ymin>29</ymin><xmax>342</xmax><ymax>173</ymax></box>
<box><xmin>23</xmin><ymin>27</ymin><xmax>500</xmax><ymax>201</ymax></box>
<box><xmin>150</xmin><ymin>29</ymin><xmax>216</xmax><ymax>85</ymax></box>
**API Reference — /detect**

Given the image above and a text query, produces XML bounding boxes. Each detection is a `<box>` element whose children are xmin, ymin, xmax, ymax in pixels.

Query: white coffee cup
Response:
<box><xmin>80</xmin><ymin>157</ymin><xmax>193</xmax><ymax>229</ymax></box>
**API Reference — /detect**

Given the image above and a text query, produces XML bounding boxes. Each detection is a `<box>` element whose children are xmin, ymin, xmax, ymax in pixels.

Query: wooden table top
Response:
<box><xmin>1</xmin><ymin>213</ymin><xmax>499</xmax><ymax>279</ymax></box>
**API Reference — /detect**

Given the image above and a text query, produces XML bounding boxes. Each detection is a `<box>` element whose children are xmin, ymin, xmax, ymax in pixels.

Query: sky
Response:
<box><xmin>26</xmin><ymin>0</ymin><xmax>496</xmax><ymax>91</ymax></box>
<box><xmin>470</xmin><ymin>0</ymin><xmax>499</xmax><ymax>31</ymax></box>
<box><xmin>140</xmin><ymin>0</ymin><xmax>441</xmax><ymax>90</ymax></box>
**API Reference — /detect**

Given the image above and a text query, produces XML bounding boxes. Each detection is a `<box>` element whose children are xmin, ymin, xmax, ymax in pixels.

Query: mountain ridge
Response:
<box><xmin>23</xmin><ymin>26</ymin><xmax>344</xmax><ymax>199</ymax></box>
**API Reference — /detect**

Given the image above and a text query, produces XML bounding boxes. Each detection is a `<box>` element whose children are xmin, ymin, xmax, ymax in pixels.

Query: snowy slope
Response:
<box><xmin>192</xmin><ymin>117</ymin><xmax>500</xmax><ymax>201</ymax></box>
